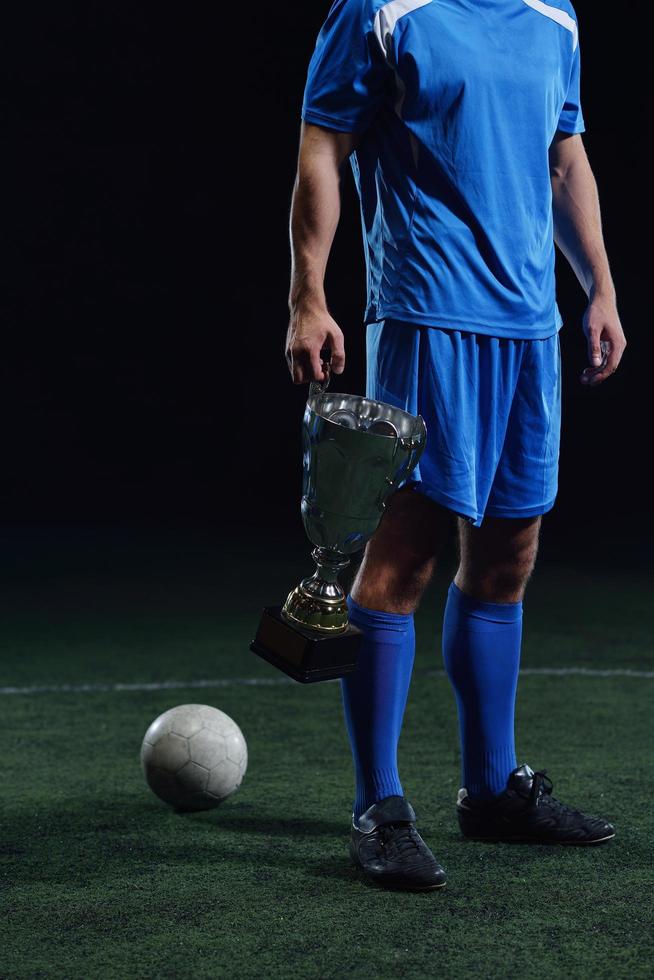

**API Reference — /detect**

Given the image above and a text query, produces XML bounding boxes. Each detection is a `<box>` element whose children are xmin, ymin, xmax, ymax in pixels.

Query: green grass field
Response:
<box><xmin>2</xmin><ymin>527</ymin><xmax>653</xmax><ymax>979</ymax></box>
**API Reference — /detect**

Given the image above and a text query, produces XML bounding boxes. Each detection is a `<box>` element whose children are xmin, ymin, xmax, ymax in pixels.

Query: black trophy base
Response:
<box><xmin>250</xmin><ymin>606</ymin><xmax>362</xmax><ymax>683</ymax></box>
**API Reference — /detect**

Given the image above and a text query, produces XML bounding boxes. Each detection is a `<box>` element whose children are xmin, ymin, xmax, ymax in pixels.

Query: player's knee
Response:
<box><xmin>459</xmin><ymin>538</ymin><xmax>538</xmax><ymax>602</ymax></box>
<box><xmin>508</xmin><ymin>535</ymin><xmax>538</xmax><ymax>581</ymax></box>
<box><xmin>495</xmin><ymin>534</ymin><xmax>538</xmax><ymax>586</ymax></box>
<box><xmin>487</xmin><ymin>558</ymin><xmax>534</xmax><ymax>600</ymax></box>
<box><xmin>352</xmin><ymin>550</ymin><xmax>434</xmax><ymax>614</ymax></box>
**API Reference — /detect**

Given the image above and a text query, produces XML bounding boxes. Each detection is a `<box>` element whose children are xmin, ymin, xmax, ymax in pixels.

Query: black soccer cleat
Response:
<box><xmin>350</xmin><ymin>795</ymin><xmax>447</xmax><ymax>891</ymax></box>
<box><xmin>457</xmin><ymin>764</ymin><xmax>616</xmax><ymax>845</ymax></box>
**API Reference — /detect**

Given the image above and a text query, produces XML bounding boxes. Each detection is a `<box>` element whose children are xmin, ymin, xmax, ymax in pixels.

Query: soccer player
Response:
<box><xmin>286</xmin><ymin>0</ymin><xmax>626</xmax><ymax>891</ymax></box>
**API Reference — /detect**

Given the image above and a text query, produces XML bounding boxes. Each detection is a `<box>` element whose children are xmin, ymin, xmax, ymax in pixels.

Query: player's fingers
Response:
<box><xmin>285</xmin><ymin>346</ymin><xmax>300</xmax><ymax>383</ymax></box>
<box><xmin>288</xmin><ymin>341</ymin><xmax>327</xmax><ymax>384</ymax></box>
<box><xmin>285</xmin><ymin>346</ymin><xmax>298</xmax><ymax>382</ymax></box>
<box><xmin>309</xmin><ymin>345</ymin><xmax>327</xmax><ymax>382</ymax></box>
<box><xmin>285</xmin><ymin>336</ymin><xmax>302</xmax><ymax>379</ymax></box>
<box><xmin>329</xmin><ymin>334</ymin><xmax>346</xmax><ymax>375</ymax></box>
<box><xmin>583</xmin><ymin>365</ymin><xmax>611</xmax><ymax>385</ymax></box>
<box><xmin>580</xmin><ymin>340</ymin><xmax>621</xmax><ymax>385</ymax></box>
<box><xmin>585</xmin><ymin>342</ymin><xmax>625</xmax><ymax>385</ymax></box>
<box><xmin>288</xmin><ymin>346</ymin><xmax>311</xmax><ymax>385</ymax></box>
<box><xmin>586</xmin><ymin>327</ymin><xmax>603</xmax><ymax>369</ymax></box>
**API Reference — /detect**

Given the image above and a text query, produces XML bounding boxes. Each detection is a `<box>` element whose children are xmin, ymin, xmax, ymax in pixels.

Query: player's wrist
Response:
<box><xmin>588</xmin><ymin>280</ymin><xmax>616</xmax><ymax>307</ymax></box>
<box><xmin>288</xmin><ymin>289</ymin><xmax>329</xmax><ymax>317</ymax></box>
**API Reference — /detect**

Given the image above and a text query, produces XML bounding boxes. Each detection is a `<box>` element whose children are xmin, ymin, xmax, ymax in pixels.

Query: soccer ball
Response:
<box><xmin>140</xmin><ymin>703</ymin><xmax>247</xmax><ymax>811</ymax></box>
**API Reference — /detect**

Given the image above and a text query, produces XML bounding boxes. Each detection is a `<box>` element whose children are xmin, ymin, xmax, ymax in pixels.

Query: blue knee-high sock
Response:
<box><xmin>341</xmin><ymin>595</ymin><xmax>415</xmax><ymax>819</ymax></box>
<box><xmin>442</xmin><ymin>581</ymin><xmax>522</xmax><ymax>799</ymax></box>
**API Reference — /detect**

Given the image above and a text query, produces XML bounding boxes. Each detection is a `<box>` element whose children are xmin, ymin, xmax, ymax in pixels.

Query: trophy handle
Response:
<box><xmin>308</xmin><ymin>349</ymin><xmax>332</xmax><ymax>400</ymax></box>
<box><xmin>384</xmin><ymin>415</ymin><xmax>427</xmax><ymax>498</ymax></box>
<box><xmin>398</xmin><ymin>429</ymin><xmax>425</xmax><ymax>473</ymax></box>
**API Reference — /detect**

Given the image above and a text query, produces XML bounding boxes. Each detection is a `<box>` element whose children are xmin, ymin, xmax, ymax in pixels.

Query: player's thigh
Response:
<box><xmin>366</xmin><ymin>484</ymin><xmax>453</xmax><ymax>572</ymax></box>
<box><xmin>353</xmin><ymin>486</ymin><xmax>452</xmax><ymax>609</ymax></box>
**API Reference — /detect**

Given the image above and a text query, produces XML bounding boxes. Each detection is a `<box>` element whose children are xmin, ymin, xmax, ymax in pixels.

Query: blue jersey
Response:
<box><xmin>301</xmin><ymin>0</ymin><xmax>585</xmax><ymax>339</ymax></box>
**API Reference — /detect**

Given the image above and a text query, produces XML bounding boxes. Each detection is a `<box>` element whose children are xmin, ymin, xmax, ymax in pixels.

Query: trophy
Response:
<box><xmin>250</xmin><ymin>363</ymin><xmax>427</xmax><ymax>683</ymax></box>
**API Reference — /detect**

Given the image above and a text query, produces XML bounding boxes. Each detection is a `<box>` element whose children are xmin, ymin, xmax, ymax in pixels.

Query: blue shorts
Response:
<box><xmin>366</xmin><ymin>319</ymin><xmax>562</xmax><ymax>526</ymax></box>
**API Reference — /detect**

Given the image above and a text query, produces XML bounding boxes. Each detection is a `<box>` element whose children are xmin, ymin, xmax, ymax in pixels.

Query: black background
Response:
<box><xmin>1</xmin><ymin>3</ymin><xmax>645</xmax><ymax>553</ymax></box>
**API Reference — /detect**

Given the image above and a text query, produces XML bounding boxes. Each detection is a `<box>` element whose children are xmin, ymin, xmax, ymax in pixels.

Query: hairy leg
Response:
<box><xmin>455</xmin><ymin>515</ymin><xmax>542</xmax><ymax>603</ymax></box>
<box><xmin>351</xmin><ymin>486</ymin><xmax>453</xmax><ymax>614</ymax></box>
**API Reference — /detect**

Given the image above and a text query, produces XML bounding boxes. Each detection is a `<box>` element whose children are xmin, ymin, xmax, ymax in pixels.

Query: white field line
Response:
<box><xmin>0</xmin><ymin>666</ymin><xmax>652</xmax><ymax>696</ymax></box>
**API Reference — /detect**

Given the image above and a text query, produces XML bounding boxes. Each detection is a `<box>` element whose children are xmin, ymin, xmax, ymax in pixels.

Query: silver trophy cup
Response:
<box><xmin>282</xmin><ymin>375</ymin><xmax>427</xmax><ymax>633</ymax></box>
<box><xmin>251</xmin><ymin>366</ymin><xmax>426</xmax><ymax>683</ymax></box>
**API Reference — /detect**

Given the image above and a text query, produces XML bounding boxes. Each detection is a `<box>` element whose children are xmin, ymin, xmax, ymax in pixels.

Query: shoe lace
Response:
<box><xmin>528</xmin><ymin>769</ymin><xmax>553</xmax><ymax>805</ymax></box>
<box><xmin>529</xmin><ymin>770</ymin><xmax>584</xmax><ymax>821</ymax></box>
<box><xmin>377</xmin><ymin>822</ymin><xmax>422</xmax><ymax>859</ymax></box>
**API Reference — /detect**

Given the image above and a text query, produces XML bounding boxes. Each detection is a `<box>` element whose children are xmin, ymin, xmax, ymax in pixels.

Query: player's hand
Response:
<box><xmin>285</xmin><ymin>306</ymin><xmax>345</xmax><ymax>384</ymax></box>
<box><xmin>580</xmin><ymin>296</ymin><xmax>626</xmax><ymax>386</ymax></box>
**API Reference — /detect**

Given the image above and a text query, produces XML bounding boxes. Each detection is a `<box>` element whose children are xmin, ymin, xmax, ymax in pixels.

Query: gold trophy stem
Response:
<box><xmin>281</xmin><ymin>547</ymin><xmax>351</xmax><ymax>633</ymax></box>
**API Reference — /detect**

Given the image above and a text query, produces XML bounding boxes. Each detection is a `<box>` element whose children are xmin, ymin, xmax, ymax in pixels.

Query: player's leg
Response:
<box><xmin>455</xmin><ymin>513</ymin><xmax>541</xmax><ymax>603</ymax></box>
<box><xmin>351</xmin><ymin>481</ymin><xmax>450</xmax><ymax>613</ymax></box>
<box><xmin>442</xmin><ymin>514</ymin><xmax>540</xmax><ymax>801</ymax></box>
<box><xmin>343</xmin><ymin>484</ymin><xmax>450</xmax><ymax>813</ymax></box>
<box><xmin>444</xmin><ymin>332</ymin><xmax>614</xmax><ymax>844</ymax></box>
<box><xmin>342</xmin><ymin>318</ymin><xmax>448</xmax><ymax>814</ymax></box>
<box><xmin>344</xmin><ymin>485</ymin><xmax>451</xmax><ymax>890</ymax></box>
<box><xmin>343</xmin><ymin>318</ymin><xmax>453</xmax><ymax>889</ymax></box>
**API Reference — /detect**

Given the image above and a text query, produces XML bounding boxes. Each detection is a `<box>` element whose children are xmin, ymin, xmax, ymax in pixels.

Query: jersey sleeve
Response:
<box><xmin>301</xmin><ymin>0</ymin><xmax>392</xmax><ymax>134</ymax></box>
<box><xmin>556</xmin><ymin>39</ymin><xmax>585</xmax><ymax>134</ymax></box>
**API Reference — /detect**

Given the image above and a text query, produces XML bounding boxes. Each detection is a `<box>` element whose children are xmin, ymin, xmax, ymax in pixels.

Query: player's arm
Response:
<box><xmin>549</xmin><ymin>131</ymin><xmax>626</xmax><ymax>385</ymax></box>
<box><xmin>287</xmin><ymin>0</ymin><xmax>391</xmax><ymax>384</ymax></box>
<box><xmin>286</xmin><ymin>122</ymin><xmax>360</xmax><ymax>384</ymax></box>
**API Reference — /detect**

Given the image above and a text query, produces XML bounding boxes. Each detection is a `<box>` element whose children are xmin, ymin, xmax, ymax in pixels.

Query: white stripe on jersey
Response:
<box><xmin>521</xmin><ymin>0</ymin><xmax>578</xmax><ymax>51</ymax></box>
<box><xmin>373</xmin><ymin>0</ymin><xmax>433</xmax><ymax>65</ymax></box>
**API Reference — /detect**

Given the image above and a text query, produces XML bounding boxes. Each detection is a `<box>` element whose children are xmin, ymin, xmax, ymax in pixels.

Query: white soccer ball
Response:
<box><xmin>140</xmin><ymin>703</ymin><xmax>248</xmax><ymax>811</ymax></box>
